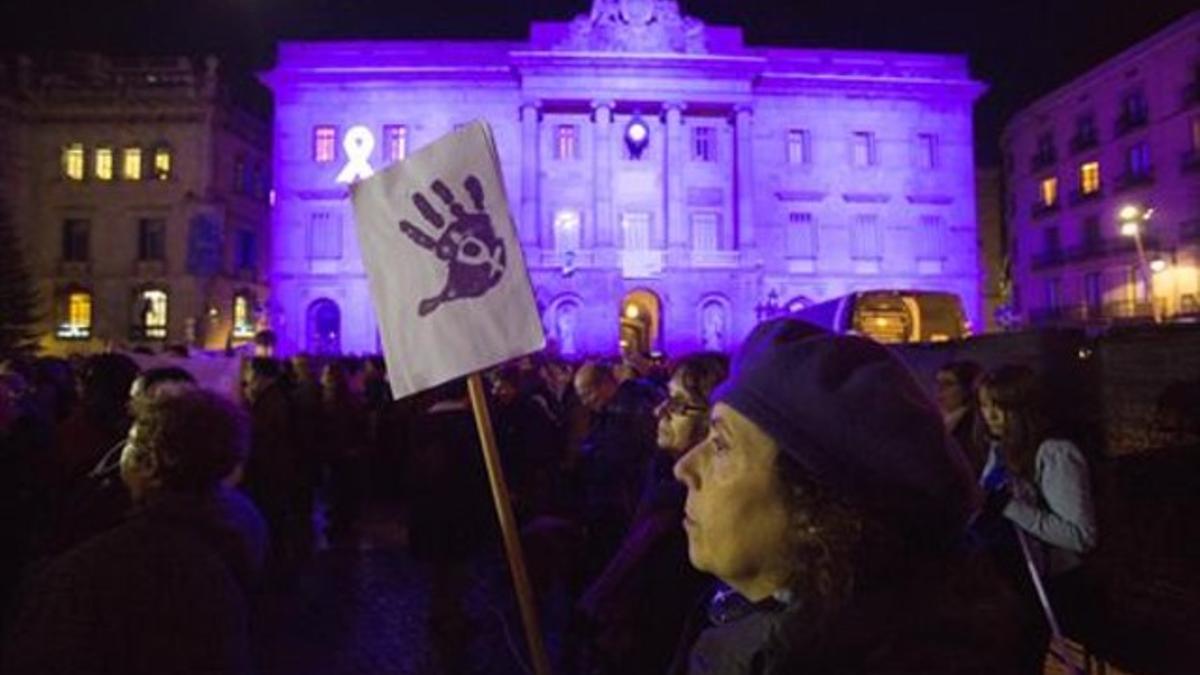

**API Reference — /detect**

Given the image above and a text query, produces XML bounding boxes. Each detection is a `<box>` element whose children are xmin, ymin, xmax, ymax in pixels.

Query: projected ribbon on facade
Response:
<box><xmin>336</xmin><ymin>125</ymin><xmax>376</xmax><ymax>183</ymax></box>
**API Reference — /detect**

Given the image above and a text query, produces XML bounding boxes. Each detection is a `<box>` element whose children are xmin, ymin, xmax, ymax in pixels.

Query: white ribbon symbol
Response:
<box><xmin>336</xmin><ymin>125</ymin><xmax>375</xmax><ymax>184</ymax></box>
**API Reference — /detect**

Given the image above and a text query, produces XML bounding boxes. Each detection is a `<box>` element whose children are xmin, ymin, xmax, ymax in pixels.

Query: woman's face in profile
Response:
<box><xmin>673</xmin><ymin>403</ymin><xmax>793</xmax><ymax>600</ymax></box>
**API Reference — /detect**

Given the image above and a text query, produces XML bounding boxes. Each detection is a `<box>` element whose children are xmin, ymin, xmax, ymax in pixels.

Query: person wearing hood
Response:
<box><xmin>669</xmin><ymin>318</ymin><xmax>1024</xmax><ymax>675</ymax></box>
<box><xmin>4</xmin><ymin>384</ymin><xmax>266</xmax><ymax>675</ymax></box>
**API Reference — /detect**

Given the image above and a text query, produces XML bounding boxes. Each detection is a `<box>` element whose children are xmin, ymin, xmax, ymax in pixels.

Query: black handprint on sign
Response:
<box><xmin>397</xmin><ymin>175</ymin><xmax>507</xmax><ymax>317</ymax></box>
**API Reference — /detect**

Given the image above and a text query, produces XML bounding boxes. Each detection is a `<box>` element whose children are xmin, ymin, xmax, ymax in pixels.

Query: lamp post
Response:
<box><xmin>1118</xmin><ymin>204</ymin><xmax>1161</xmax><ymax>324</ymax></box>
<box><xmin>755</xmin><ymin>288</ymin><xmax>781</xmax><ymax>323</ymax></box>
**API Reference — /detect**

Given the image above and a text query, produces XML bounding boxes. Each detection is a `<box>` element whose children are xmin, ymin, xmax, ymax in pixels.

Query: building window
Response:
<box><xmin>94</xmin><ymin>147</ymin><xmax>113</xmax><ymax>181</ymax></box>
<box><xmin>1119</xmin><ymin>90</ymin><xmax>1149</xmax><ymax>129</ymax></box>
<box><xmin>692</xmin><ymin>126</ymin><xmax>716</xmax><ymax>162</ymax></box>
<box><xmin>122</xmin><ymin>147</ymin><xmax>142</xmax><ymax>180</ymax></box>
<box><xmin>1082</xmin><ymin>216</ymin><xmax>1102</xmax><ymax>251</ymax></box>
<box><xmin>232</xmin><ymin>292</ymin><xmax>256</xmax><ymax>339</ymax></box>
<box><xmin>307</xmin><ymin>212</ymin><xmax>342</xmax><ymax>260</ymax></box>
<box><xmin>235</xmin><ymin>230</ymin><xmax>257</xmax><ymax>271</ymax></box>
<box><xmin>62</xmin><ymin>143</ymin><xmax>85</xmax><ymax>181</ymax></box>
<box><xmin>1043</xmin><ymin>225</ymin><xmax>1061</xmax><ymax>253</ymax></box>
<box><xmin>137</xmin><ymin>289</ymin><xmax>168</xmax><ymax>340</ymax></box>
<box><xmin>1126</xmin><ymin>141</ymin><xmax>1152</xmax><ymax>177</ymax></box>
<box><xmin>918</xmin><ymin>215</ymin><xmax>944</xmax><ymax>259</ymax></box>
<box><xmin>314</xmin><ymin>126</ymin><xmax>337</xmax><ymax>163</ymax></box>
<box><xmin>1084</xmin><ymin>272</ymin><xmax>1102</xmax><ymax>312</ymax></box>
<box><xmin>1045</xmin><ymin>278</ymin><xmax>1062</xmax><ymax>310</ymax></box>
<box><xmin>621</xmin><ymin>212</ymin><xmax>651</xmax><ymax>250</ymax></box>
<box><xmin>787</xmin><ymin>129</ymin><xmax>812</xmax><ymax>165</ymax></box>
<box><xmin>851</xmin><ymin>132</ymin><xmax>877</xmax><ymax>167</ymax></box>
<box><xmin>1079</xmin><ymin>161</ymin><xmax>1101</xmax><ymax>194</ymax></box>
<box><xmin>1034</xmin><ymin>132</ymin><xmax>1056</xmax><ymax>167</ymax></box>
<box><xmin>786</xmin><ymin>212</ymin><xmax>817</xmax><ymax>258</ymax></box>
<box><xmin>554</xmin><ymin>124</ymin><xmax>578</xmax><ymax>160</ymax></box>
<box><xmin>383</xmin><ymin>125</ymin><xmax>408</xmax><ymax>162</ymax></box>
<box><xmin>851</xmin><ymin>214</ymin><xmax>881</xmax><ymax>259</ymax></box>
<box><xmin>252</xmin><ymin>163</ymin><xmax>267</xmax><ymax>200</ymax></box>
<box><xmin>62</xmin><ymin>219</ymin><xmax>90</xmax><ymax>262</ymax></box>
<box><xmin>1039</xmin><ymin>176</ymin><xmax>1059</xmax><ymax>207</ymax></box>
<box><xmin>1072</xmin><ymin>114</ymin><xmax>1097</xmax><ymax>151</ymax></box>
<box><xmin>58</xmin><ymin>289</ymin><xmax>93</xmax><ymax>340</ymax></box>
<box><xmin>137</xmin><ymin>218</ymin><xmax>166</xmax><ymax>261</ymax></box>
<box><xmin>691</xmin><ymin>212</ymin><xmax>719</xmax><ymax>251</ymax></box>
<box><xmin>552</xmin><ymin>209</ymin><xmax>581</xmax><ymax>254</ymax></box>
<box><xmin>153</xmin><ymin>146</ymin><xmax>171</xmax><ymax>180</ymax></box>
<box><xmin>916</xmin><ymin>133</ymin><xmax>938</xmax><ymax>169</ymax></box>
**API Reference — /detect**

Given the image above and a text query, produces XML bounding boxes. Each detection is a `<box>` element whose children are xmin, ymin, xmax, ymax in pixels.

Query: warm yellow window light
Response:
<box><xmin>1080</xmin><ymin>162</ymin><xmax>1100</xmax><ymax>194</ymax></box>
<box><xmin>1040</xmin><ymin>177</ymin><xmax>1058</xmax><ymax>206</ymax></box>
<box><xmin>122</xmin><ymin>148</ymin><xmax>142</xmax><ymax>180</ymax></box>
<box><xmin>63</xmin><ymin>143</ymin><xmax>85</xmax><ymax>180</ymax></box>
<box><xmin>95</xmin><ymin>148</ymin><xmax>113</xmax><ymax>180</ymax></box>
<box><xmin>154</xmin><ymin>148</ymin><xmax>171</xmax><ymax>180</ymax></box>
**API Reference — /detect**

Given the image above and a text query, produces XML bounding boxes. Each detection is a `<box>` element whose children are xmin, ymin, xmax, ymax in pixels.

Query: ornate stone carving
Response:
<box><xmin>557</xmin><ymin>0</ymin><xmax>707</xmax><ymax>54</ymax></box>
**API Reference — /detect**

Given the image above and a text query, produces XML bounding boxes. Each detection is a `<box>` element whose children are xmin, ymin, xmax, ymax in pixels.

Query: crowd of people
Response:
<box><xmin>0</xmin><ymin>317</ymin><xmax>1106</xmax><ymax>674</ymax></box>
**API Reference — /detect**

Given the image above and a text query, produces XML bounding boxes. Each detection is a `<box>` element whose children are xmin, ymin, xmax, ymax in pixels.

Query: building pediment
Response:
<box><xmin>555</xmin><ymin>0</ymin><xmax>707</xmax><ymax>54</ymax></box>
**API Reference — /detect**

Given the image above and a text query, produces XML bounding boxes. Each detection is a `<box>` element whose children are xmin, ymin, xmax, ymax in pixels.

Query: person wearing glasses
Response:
<box><xmin>577</xmin><ymin>353</ymin><xmax>729</xmax><ymax>675</ymax></box>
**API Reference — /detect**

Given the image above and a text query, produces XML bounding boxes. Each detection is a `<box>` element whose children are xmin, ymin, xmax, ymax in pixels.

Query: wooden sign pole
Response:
<box><xmin>466</xmin><ymin>372</ymin><xmax>553</xmax><ymax>675</ymax></box>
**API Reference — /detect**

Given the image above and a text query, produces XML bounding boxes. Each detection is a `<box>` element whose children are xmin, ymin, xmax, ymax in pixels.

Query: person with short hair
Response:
<box><xmin>4</xmin><ymin>385</ymin><xmax>266</xmax><ymax>675</ymax></box>
<box><xmin>669</xmin><ymin>318</ymin><xmax>1021</xmax><ymax>674</ymax></box>
<box><xmin>935</xmin><ymin>360</ymin><xmax>985</xmax><ymax>476</ymax></box>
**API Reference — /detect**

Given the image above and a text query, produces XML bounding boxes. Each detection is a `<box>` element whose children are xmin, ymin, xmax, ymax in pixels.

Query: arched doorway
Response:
<box><xmin>619</xmin><ymin>289</ymin><xmax>662</xmax><ymax>355</ymax></box>
<box><xmin>306</xmin><ymin>298</ymin><xmax>341</xmax><ymax>355</ymax></box>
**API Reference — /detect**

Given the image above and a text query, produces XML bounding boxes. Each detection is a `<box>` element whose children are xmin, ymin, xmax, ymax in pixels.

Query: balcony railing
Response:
<box><xmin>1068</xmin><ymin>187</ymin><xmax>1103</xmax><ymax>206</ymax></box>
<box><xmin>1182</xmin><ymin>149</ymin><xmax>1200</xmax><ymax>174</ymax></box>
<box><xmin>1030</xmin><ymin>200</ymin><xmax>1060</xmax><ymax>219</ymax></box>
<box><xmin>1115</xmin><ymin>111</ymin><xmax>1149</xmax><ymax>137</ymax></box>
<box><xmin>1068</xmin><ymin>132</ymin><xmax>1098</xmax><ymax>154</ymax></box>
<box><xmin>1029</xmin><ymin>236</ymin><xmax>1158</xmax><ymax>270</ymax></box>
<box><xmin>1114</xmin><ymin>170</ymin><xmax>1154</xmax><ymax>192</ymax></box>
<box><xmin>1029</xmin><ymin>300</ymin><xmax>1166</xmax><ymax>326</ymax></box>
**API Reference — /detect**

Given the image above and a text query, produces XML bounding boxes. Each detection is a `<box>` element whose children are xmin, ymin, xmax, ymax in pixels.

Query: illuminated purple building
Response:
<box><xmin>261</xmin><ymin>0</ymin><xmax>986</xmax><ymax>356</ymax></box>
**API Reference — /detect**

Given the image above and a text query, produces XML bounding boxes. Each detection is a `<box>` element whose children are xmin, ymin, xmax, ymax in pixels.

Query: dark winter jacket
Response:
<box><xmin>3</xmin><ymin>487</ymin><xmax>267</xmax><ymax>675</ymax></box>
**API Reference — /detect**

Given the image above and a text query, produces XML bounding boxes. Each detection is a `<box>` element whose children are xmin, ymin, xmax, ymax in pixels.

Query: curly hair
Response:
<box><xmin>128</xmin><ymin>384</ymin><xmax>250</xmax><ymax>493</ymax></box>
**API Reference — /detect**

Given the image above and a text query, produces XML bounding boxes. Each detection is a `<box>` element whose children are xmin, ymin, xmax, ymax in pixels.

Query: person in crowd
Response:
<box><xmin>490</xmin><ymin>364</ymin><xmax>566</xmax><ymax>522</ymax></box>
<box><xmin>573</xmin><ymin>361</ymin><xmax>663</xmax><ymax>578</ymax></box>
<box><xmin>3</xmin><ymin>384</ymin><xmax>266</xmax><ymax>675</ymax></box>
<box><xmin>403</xmin><ymin>377</ymin><xmax>496</xmax><ymax>674</ymax></box>
<box><xmin>579</xmin><ymin>352</ymin><xmax>727</xmax><ymax>675</ymax></box>
<box><xmin>935</xmin><ymin>360</ymin><xmax>985</xmax><ymax>476</ymax></box>
<box><xmin>321</xmin><ymin>360</ymin><xmax>368</xmax><ymax>547</ymax></box>
<box><xmin>975</xmin><ymin>364</ymin><xmax>1099</xmax><ymax>672</ymax></box>
<box><xmin>669</xmin><ymin>317</ymin><xmax>1021</xmax><ymax>674</ymax></box>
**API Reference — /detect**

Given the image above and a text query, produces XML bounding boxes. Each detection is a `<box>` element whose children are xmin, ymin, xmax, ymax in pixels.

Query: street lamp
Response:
<box><xmin>1118</xmin><ymin>204</ymin><xmax>1161</xmax><ymax>324</ymax></box>
<box><xmin>755</xmin><ymin>288</ymin><xmax>781</xmax><ymax>323</ymax></box>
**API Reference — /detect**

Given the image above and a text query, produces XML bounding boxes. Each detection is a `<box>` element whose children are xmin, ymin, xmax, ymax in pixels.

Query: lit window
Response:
<box><xmin>138</xmin><ymin>289</ymin><xmax>168</xmax><ymax>340</ymax></box>
<box><xmin>63</xmin><ymin>143</ymin><xmax>85</xmax><ymax>180</ymax></box>
<box><xmin>787</xmin><ymin>129</ymin><xmax>811</xmax><ymax>165</ymax></box>
<box><xmin>137</xmin><ymin>219</ymin><xmax>166</xmax><ymax>261</ymax></box>
<box><xmin>916</xmin><ymin>133</ymin><xmax>938</xmax><ymax>169</ymax></box>
<box><xmin>153</xmin><ymin>147</ymin><xmax>171</xmax><ymax>180</ymax></box>
<box><xmin>94</xmin><ymin>148</ymin><xmax>113</xmax><ymax>181</ymax></box>
<box><xmin>1079</xmin><ymin>161</ymin><xmax>1100</xmax><ymax>194</ymax></box>
<box><xmin>307</xmin><ymin>212</ymin><xmax>342</xmax><ymax>260</ymax></box>
<box><xmin>692</xmin><ymin>126</ymin><xmax>716</xmax><ymax>162</ymax></box>
<box><xmin>383</xmin><ymin>125</ymin><xmax>408</xmax><ymax>162</ymax></box>
<box><xmin>122</xmin><ymin>147</ymin><xmax>142</xmax><ymax>180</ymax></box>
<box><xmin>58</xmin><ymin>290</ymin><xmax>92</xmax><ymax>340</ymax></box>
<box><xmin>786</xmin><ymin>212</ymin><xmax>816</xmax><ymax>258</ymax></box>
<box><xmin>852</xmin><ymin>132</ymin><xmax>876</xmax><ymax>167</ymax></box>
<box><xmin>232</xmin><ymin>292</ymin><xmax>256</xmax><ymax>339</ymax></box>
<box><xmin>62</xmin><ymin>219</ymin><xmax>90</xmax><ymax>262</ymax></box>
<box><xmin>691</xmin><ymin>212</ymin><xmax>719</xmax><ymax>250</ymax></box>
<box><xmin>314</xmin><ymin>126</ymin><xmax>337</xmax><ymax>163</ymax></box>
<box><xmin>553</xmin><ymin>209</ymin><xmax>581</xmax><ymax>254</ymax></box>
<box><xmin>554</xmin><ymin>125</ymin><xmax>578</xmax><ymax>160</ymax></box>
<box><xmin>1039</xmin><ymin>177</ymin><xmax>1058</xmax><ymax>207</ymax></box>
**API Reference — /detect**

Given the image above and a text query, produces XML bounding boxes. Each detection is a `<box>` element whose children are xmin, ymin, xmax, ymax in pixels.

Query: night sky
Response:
<box><xmin>2</xmin><ymin>0</ymin><xmax>1195</xmax><ymax>163</ymax></box>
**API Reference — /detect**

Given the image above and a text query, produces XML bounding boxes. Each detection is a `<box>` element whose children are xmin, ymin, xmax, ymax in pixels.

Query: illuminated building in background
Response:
<box><xmin>1</xmin><ymin>54</ymin><xmax>272</xmax><ymax>352</ymax></box>
<box><xmin>262</xmin><ymin>0</ymin><xmax>986</xmax><ymax>356</ymax></box>
<box><xmin>1002</xmin><ymin>11</ymin><xmax>1200</xmax><ymax>327</ymax></box>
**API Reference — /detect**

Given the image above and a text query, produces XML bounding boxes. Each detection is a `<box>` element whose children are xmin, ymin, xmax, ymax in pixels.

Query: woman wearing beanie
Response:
<box><xmin>669</xmin><ymin>317</ymin><xmax>1023</xmax><ymax>675</ymax></box>
<box><xmin>975</xmin><ymin>364</ymin><xmax>1098</xmax><ymax>673</ymax></box>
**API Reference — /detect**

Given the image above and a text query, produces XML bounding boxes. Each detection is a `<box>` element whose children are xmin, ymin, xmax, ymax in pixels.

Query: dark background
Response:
<box><xmin>2</xmin><ymin>0</ymin><xmax>1195</xmax><ymax>163</ymax></box>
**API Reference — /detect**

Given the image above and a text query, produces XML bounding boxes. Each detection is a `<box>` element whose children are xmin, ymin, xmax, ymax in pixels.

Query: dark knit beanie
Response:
<box><xmin>713</xmin><ymin>317</ymin><xmax>976</xmax><ymax>548</ymax></box>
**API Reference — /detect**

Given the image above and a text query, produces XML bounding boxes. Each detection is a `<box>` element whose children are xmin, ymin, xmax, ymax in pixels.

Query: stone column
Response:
<box><xmin>733</xmin><ymin>104</ymin><xmax>755</xmax><ymax>248</ymax></box>
<box><xmin>519</xmin><ymin>101</ymin><xmax>541</xmax><ymax>247</ymax></box>
<box><xmin>592</xmin><ymin>100</ymin><xmax>615</xmax><ymax>249</ymax></box>
<box><xmin>664</xmin><ymin>102</ymin><xmax>687</xmax><ymax>250</ymax></box>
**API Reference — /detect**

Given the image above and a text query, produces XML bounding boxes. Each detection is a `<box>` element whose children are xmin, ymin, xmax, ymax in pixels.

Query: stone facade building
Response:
<box><xmin>262</xmin><ymin>0</ymin><xmax>986</xmax><ymax>356</ymax></box>
<box><xmin>3</xmin><ymin>53</ymin><xmax>271</xmax><ymax>353</ymax></box>
<box><xmin>1002</xmin><ymin>10</ymin><xmax>1200</xmax><ymax>327</ymax></box>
